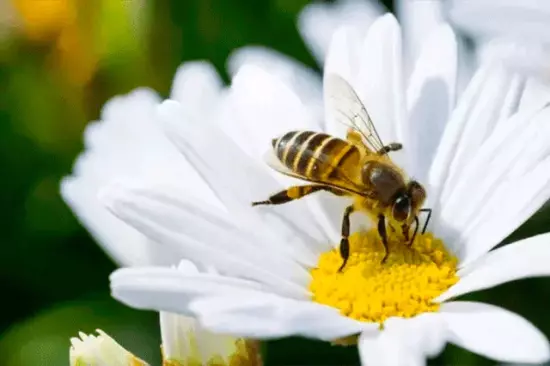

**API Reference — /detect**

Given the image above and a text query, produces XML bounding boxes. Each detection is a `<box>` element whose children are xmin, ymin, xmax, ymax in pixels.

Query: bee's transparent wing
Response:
<box><xmin>325</xmin><ymin>74</ymin><xmax>386</xmax><ymax>153</ymax></box>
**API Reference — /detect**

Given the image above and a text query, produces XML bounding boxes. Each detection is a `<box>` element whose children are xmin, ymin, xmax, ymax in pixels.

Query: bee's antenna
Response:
<box><xmin>419</xmin><ymin>208</ymin><xmax>432</xmax><ymax>234</ymax></box>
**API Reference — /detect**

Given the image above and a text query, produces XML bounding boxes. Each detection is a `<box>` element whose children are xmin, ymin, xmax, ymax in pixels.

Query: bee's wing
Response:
<box><xmin>325</xmin><ymin>74</ymin><xmax>386</xmax><ymax>154</ymax></box>
<box><xmin>262</xmin><ymin>149</ymin><xmax>364</xmax><ymax>196</ymax></box>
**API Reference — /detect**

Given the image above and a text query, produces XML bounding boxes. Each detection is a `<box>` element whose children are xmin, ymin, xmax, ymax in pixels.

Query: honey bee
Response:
<box><xmin>252</xmin><ymin>74</ymin><xmax>431</xmax><ymax>271</ymax></box>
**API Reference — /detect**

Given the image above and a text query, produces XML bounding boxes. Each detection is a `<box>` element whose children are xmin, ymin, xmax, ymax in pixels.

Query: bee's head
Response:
<box><xmin>391</xmin><ymin>180</ymin><xmax>426</xmax><ymax>223</ymax></box>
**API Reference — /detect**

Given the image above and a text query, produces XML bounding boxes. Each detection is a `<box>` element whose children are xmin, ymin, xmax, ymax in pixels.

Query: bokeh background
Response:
<box><xmin>1</xmin><ymin>0</ymin><xmax>550</xmax><ymax>365</ymax></box>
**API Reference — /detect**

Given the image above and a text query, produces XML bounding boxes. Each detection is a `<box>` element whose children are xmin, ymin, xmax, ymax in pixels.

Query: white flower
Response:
<box><xmin>60</xmin><ymin>0</ymin><xmax>451</xmax><ymax>268</ymax></box>
<box><xmin>69</xmin><ymin>329</ymin><xmax>148</xmax><ymax>365</ymax></box>
<box><xmin>103</xmin><ymin>14</ymin><xmax>550</xmax><ymax>365</ymax></box>
<box><xmin>69</xmin><ymin>310</ymin><xmax>260</xmax><ymax>365</ymax></box>
<box><xmin>60</xmin><ymin>62</ymin><xmax>224</xmax><ymax>267</ymax></box>
<box><xmin>447</xmin><ymin>0</ymin><xmax>550</xmax><ymax>83</ymax></box>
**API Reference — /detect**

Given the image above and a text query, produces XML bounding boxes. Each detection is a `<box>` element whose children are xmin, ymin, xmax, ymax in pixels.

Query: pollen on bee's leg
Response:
<box><xmin>309</xmin><ymin>229</ymin><xmax>458</xmax><ymax>325</ymax></box>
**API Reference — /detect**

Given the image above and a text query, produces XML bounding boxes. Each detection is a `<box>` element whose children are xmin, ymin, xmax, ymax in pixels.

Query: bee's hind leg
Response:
<box><xmin>338</xmin><ymin>205</ymin><xmax>355</xmax><ymax>272</ymax></box>
<box><xmin>252</xmin><ymin>185</ymin><xmax>328</xmax><ymax>206</ymax></box>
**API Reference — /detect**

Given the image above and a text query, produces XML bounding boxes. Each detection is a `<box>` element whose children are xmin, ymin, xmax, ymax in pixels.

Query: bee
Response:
<box><xmin>252</xmin><ymin>74</ymin><xmax>431</xmax><ymax>271</ymax></box>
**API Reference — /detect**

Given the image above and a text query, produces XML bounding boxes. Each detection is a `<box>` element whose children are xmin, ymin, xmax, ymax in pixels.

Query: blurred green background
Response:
<box><xmin>1</xmin><ymin>0</ymin><xmax>549</xmax><ymax>365</ymax></box>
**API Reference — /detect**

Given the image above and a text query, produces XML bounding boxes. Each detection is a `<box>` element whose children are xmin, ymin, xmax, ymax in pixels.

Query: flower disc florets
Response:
<box><xmin>310</xmin><ymin>229</ymin><xmax>459</xmax><ymax>324</ymax></box>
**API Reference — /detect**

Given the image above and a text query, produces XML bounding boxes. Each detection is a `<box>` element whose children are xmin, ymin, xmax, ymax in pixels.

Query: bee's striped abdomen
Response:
<box><xmin>272</xmin><ymin>130</ymin><xmax>359</xmax><ymax>180</ymax></box>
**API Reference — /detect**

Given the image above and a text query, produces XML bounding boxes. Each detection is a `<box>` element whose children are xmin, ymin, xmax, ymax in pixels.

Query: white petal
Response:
<box><xmin>446</xmin><ymin>106</ymin><xmax>550</xmax><ymax>262</ymax></box>
<box><xmin>189</xmin><ymin>294</ymin><xmax>375</xmax><ymax>341</ymax></box>
<box><xmin>405</xmin><ymin>24</ymin><xmax>457</xmax><ymax>182</ymax></box>
<box><xmin>297</xmin><ymin>0</ymin><xmax>384</xmax><ymax>66</ymax></box>
<box><xmin>478</xmin><ymin>40</ymin><xmax>550</xmax><ymax>84</ymax></box>
<box><xmin>454</xmin><ymin>35</ymin><xmax>478</xmax><ymax>101</ymax></box>
<box><xmin>447</xmin><ymin>0</ymin><xmax>550</xmax><ymax>44</ymax></box>
<box><xmin>519</xmin><ymin>78</ymin><xmax>550</xmax><ymax>113</ymax></box>
<box><xmin>170</xmin><ymin>61</ymin><xmax>223</xmax><ymax>118</ymax></box>
<box><xmin>222</xmin><ymin>64</ymin><xmax>319</xmax><ymax>159</ymax></box>
<box><xmin>391</xmin><ymin>314</ymin><xmax>448</xmax><ymax>359</ymax></box>
<box><xmin>160</xmin><ymin>312</ymin><xmax>195</xmax><ymax>361</ymax></box>
<box><xmin>324</xmin><ymin>14</ymin><xmax>406</xmax><ymax>150</ymax></box>
<box><xmin>434</xmin><ymin>106</ymin><xmax>541</xmax><ymax>247</ymax></box>
<box><xmin>110</xmin><ymin>267</ymin><xmax>271</xmax><ymax>316</ymax></box>
<box><xmin>360</xmin><ymin>314</ymin><xmax>448</xmax><ymax>366</ymax></box>
<box><xmin>160</xmin><ymin>311</ymin><xmax>246</xmax><ymax>364</ymax></box>
<box><xmin>324</xmin><ymin>26</ymin><xmax>363</xmax><ymax>138</ymax></box>
<box><xmin>70</xmin><ymin>329</ymin><xmax>145</xmax><ymax>365</ymax></box>
<box><xmin>439</xmin><ymin>64</ymin><xmax>520</xmax><ymax>196</ymax></box>
<box><xmin>440</xmin><ymin>301</ymin><xmax>550</xmax><ymax>363</ymax></box>
<box><xmin>61</xmin><ymin>177</ymin><xmax>174</xmax><ymax>267</ymax></box>
<box><xmin>396</xmin><ymin>0</ymin><xmax>445</xmax><ymax>76</ymax></box>
<box><xmin>428</xmin><ymin>62</ymin><xmax>522</xmax><ymax>220</ymax></box>
<box><xmin>226</xmin><ymin>46</ymin><xmax>323</xmax><ymax>129</ymax></box>
<box><xmin>355</xmin><ymin>13</ymin><xmax>406</xmax><ymax>146</ymax></box>
<box><xmin>358</xmin><ymin>315</ymin><xmax>446</xmax><ymax>366</ymax></box>
<box><xmin>60</xmin><ymin>88</ymin><xmax>200</xmax><ymax>267</ymax></box>
<box><xmin>157</xmin><ymin>99</ymin><xmax>331</xmax><ymax>258</ymax></box>
<box><xmin>101</xmin><ymin>183</ymin><xmax>310</xmax><ymax>298</ymax></box>
<box><xmin>460</xmin><ymin>158</ymin><xmax>550</xmax><ymax>261</ymax></box>
<box><xmin>438</xmin><ymin>233</ymin><xmax>550</xmax><ymax>302</ymax></box>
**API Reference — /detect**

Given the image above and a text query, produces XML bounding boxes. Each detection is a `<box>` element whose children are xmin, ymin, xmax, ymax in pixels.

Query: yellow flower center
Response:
<box><xmin>309</xmin><ymin>229</ymin><xmax>459</xmax><ymax>324</ymax></box>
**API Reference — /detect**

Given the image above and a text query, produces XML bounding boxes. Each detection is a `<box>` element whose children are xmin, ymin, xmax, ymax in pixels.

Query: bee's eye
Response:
<box><xmin>392</xmin><ymin>196</ymin><xmax>411</xmax><ymax>222</ymax></box>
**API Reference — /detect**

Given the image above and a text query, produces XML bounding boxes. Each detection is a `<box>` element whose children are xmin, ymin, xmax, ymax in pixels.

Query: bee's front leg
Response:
<box><xmin>401</xmin><ymin>223</ymin><xmax>410</xmax><ymax>243</ymax></box>
<box><xmin>338</xmin><ymin>205</ymin><xmax>355</xmax><ymax>272</ymax></box>
<box><xmin>378</xmin><ymin>215</ymin><xmax>390</xmax><ymax>263</ymax></box>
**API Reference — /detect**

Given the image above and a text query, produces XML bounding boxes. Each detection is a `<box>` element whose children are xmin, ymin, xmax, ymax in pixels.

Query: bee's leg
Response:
<box><xmin>338</xmin><ymin>205</ymin><xmax>355</xmax><ymax>272</ymax></box>
<box><xmin>419</xmin><ymin>208</ymin><xmax>432</xmax><ymax>233</ymax></box>
<box><xmin>378</xmin><ymin>215</ymin><xmax>390</xmax><ymax>263</ymax></box>
<box><xmin>377</xmin><ymin>143</ymin><xmax>403</xmax><ymax>155</ymax></box>
<box><xmin>252</xmin><ymin>185</ymin><xmax>330</xmax><ymax>206</ymax></box>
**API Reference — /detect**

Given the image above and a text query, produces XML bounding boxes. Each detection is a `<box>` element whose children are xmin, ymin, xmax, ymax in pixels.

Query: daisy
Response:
<box><xmin>104</xmin><ymin>14</ymin><xmax>550</xmax><ymax>365</ymax></box>
<box><xmin>60</xmin><ymin>0</ymin><xmax>457</xmax><ymax>268</ymax></box>
<box><xmin>69</xmin><ymin>309</ymin><xmax>261</xmax><ymax>365</ymax></box>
